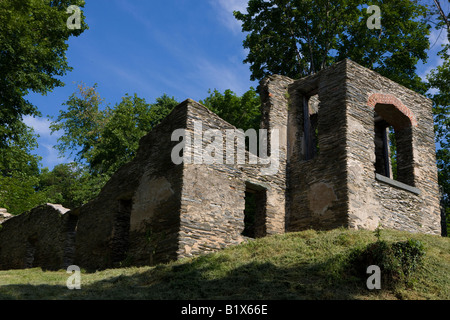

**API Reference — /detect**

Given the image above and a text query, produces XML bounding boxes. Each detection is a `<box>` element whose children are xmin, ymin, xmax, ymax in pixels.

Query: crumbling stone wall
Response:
<box><xmin>262</xmin><ymin>59</ymin><xmax>441</xmax><ymax>235</ymax></box>
<box><xmin>262</xmin><ymin>63</ymin><xmax>350</xmax><ymax>231</ymax></box>
<box><xmin>344</xmin><ymin>60</ymin><xmax>440</xmax><ymax>234</ymax></box>
<box><xmin>73</xmin><ymin>103</ymin><xmax>187</xmax><ymax>270</ymax></box>
<box><xmin>0</xmin><ymin>204</ymin><xmax>74</xmax><ymax>270</ymax></box>
<box><xmin>0</xmin><ymin>208</ymin><xmax>12</xmax><ymax>224</ymax></box>
<box><xmin>74</xmin><ymin>99</ymin><xmax>288</xmax><ymax>269</ymax></box>
<box><xmin>0</xmin><ymin>59</ymin><xmax>441</xmax><ymax>272</ymax></box>
<box><xmin>177</xmin><ymin>101</ymin><xmax>287</xmax><ymax>259</ymax></box>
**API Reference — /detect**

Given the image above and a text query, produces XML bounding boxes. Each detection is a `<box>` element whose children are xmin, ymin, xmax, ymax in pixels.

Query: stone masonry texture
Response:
<box><xmin>0</xmin><ymin>59</ymin><xmax>442</xmax><ymax>271</ymax></box>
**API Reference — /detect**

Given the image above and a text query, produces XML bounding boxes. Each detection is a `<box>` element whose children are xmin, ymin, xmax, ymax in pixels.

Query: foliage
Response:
<box><xmin>350</xmin><ymin>230</ymin><xmax>426</xmax><ymax>288</ymax></box>
<box><xmin>38</xmin><ymin>163</ymin><xmax>108</xmax><ymax>209</ymax></box>
<box><xmin>0</xmin><ymin>123</ymin><xmax>41</xmax><ymax>178</ymax></box>
<box><xmin>46</xmin><ymin>84</ymin><xmax>180</xmax><ymax>207</ymax></box>
<box><xmin>0</xmin><ymin>174</ymin><xmax>48</xmax><ymax>215</ymax></box>
<box><xmin>391</xmin><ymin>239</ymin><xmax>426</xmax><ymax>280</ymax></box>
<box><xmin>50</xmin><ymin>83</ymin><xmax>109</xmax><ymax>167</ymax></box>
<box><xmin>51</xmin><ymin>84</ymin><xmax>179</xmax><ymax>176</ymax></box>
<box><xmin>0</xmin><ymin>0</ymin><xmax>88</xmax><ymax>146</ymax></box>
<box><xmin>234</xmin><ymin>0</ymin><xmax>430</xmax><ymax>93</ymax></box>
<box><xmin>90</xmin><ymin>93</ymin><xmax>179</xmax><ymax>175</ymax></box>
<box><xmin>200</xmin><ymin>88</ymin><xmax>261</xmax><ymax>131</ymax></box>
<box><xmin>0</xmin><ymin>122</ymin><xmax>44</xmax><ymax>214</ymax></box>
<box><xmin>427</xmin><ymin>39</ymin><xmax>449</xmax><ymax>236</ymax></box>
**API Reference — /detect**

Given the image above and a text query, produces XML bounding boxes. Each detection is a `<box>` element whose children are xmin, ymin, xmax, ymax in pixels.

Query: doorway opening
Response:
<box><xmin>242</xmin><ymin>182</ymin><xmax>267</xmax><ymax>238</ymax></box>
<box><xmin>111</xmin><ymin>199</ymin><xmax>132</xmax><ymax>264</ymax></box>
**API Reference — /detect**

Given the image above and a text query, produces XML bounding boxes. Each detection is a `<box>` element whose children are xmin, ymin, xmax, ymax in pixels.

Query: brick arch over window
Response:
<box><xmin>367</xmin><ymin>93</ymin><xmax>417</xmax><ymax>130</ymax></box>
<box><xmin>367</xmin><ymin>93</ymin><xmax>416</xmax><ymax>187</ymax></box>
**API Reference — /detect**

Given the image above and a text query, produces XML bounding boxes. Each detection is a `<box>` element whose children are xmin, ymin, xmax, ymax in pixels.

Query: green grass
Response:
<box><xmin>0</xmin><ymin>228</ymin><xmax>448</xmax><ymax>300</ymax></box>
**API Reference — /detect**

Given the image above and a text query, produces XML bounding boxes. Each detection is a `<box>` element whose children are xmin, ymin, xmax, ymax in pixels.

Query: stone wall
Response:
<box><xmin>177</xmin><ymin>100</ymin><xmax>287</xmax><ymax>259</ymax></box>
<box><xmin>264</xmin><ymin>59</ymin><xmax>441</xmax><ymax>235</ymax></box>
<box><xmin>0</xmin><ymin>208</ymin><xmax>12</xmax><ymax>224</ymax></box>
<box><xmin>74</xmin><ymin>98</ymin><xmax>289</xmax><ymax>267</ymax></box>
<box><xmin>73</xmin><ymin>102</ymin><xmax>187</xmax><ymax>270</ymax></box>
<box><xmin>283</xmin><ymin>62</ymin><xmax>350</xmax><ymax>231</ymax></box>
<box><xmin>344</xmin><ymin>59</ymin><xmax>441</xmax><ymax>234</ymax></box>
<box><xmin>0</xmin><ymin>204</ymin><xmax>73</xmax><ymax>270</ymax></box>
<box><xmin>0</xmin><ymin>59</ymin><xmax>441</xmax><ymax>272</ymax></box>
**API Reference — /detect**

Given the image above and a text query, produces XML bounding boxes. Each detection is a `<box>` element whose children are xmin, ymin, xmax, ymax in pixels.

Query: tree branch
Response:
<box><xmin>434</xmin><ymin>0</ymin><xmax>450</xmax><ymax>30</ymax></box>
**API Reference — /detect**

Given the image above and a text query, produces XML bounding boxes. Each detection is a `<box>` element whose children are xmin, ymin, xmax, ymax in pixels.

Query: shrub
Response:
<box><xmin>350</xmin><ymin>237</ymin><xmax>426</xmax><ymax>289</ymax></box>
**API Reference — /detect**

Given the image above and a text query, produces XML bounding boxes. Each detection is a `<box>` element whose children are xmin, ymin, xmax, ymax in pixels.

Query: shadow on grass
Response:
<box><xmin>0</xmin><ymin>253</ymin><xmax>374</xmax><ymax>300</ymax></box>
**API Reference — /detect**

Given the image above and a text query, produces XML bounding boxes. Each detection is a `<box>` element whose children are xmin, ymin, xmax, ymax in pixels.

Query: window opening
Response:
<box><xmin>373</xmin><ymin>103</ymin><xmax>414</xmax><ymax>187</ymax></box>
<box><xmin>303</xmin><ymin>95</ymin><xmax>319</xmax><ymax>160</ymax></box>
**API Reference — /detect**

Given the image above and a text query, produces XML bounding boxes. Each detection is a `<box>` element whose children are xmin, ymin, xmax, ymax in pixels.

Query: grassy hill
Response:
<box><xmin>0</xmin><ymin>228</ymin><xmax>448</xmax><ymax>300</ymax></box>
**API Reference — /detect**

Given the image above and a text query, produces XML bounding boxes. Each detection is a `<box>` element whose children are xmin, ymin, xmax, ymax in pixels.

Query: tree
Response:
<box><xmin>0</xmin><ymin>122</ymin><xmax>46</xmax><ymax>214</ymax></box>
<box><xmin>200</xmin><ymin>88</ymin><xmax>261</xmax><ymax>131</ymax></box>
<box><xmin>0</xmin><ymin>0</ymin><xmax>88</xmax><ymax>146</ymax></box>
<box><xmin>90</xmin><ymin>93</ymin><xmax>179</xmax><ymax>175</ymax></box>
<box><xmin>50</xmin><ymin>83</ymin><xmax>110</xmax><ymax>168</ymax></box>
<box><xmin>427</xmin><ymin>47</ymin><xmax>449</xmax><ymax>235</ymax></box>
<box><xmin>424</xmin><ymin>0</ymin><xmax>449</xmax><ymax>236</ymax></box>
<box><xmin>234</xmin><ymin>0</ymin><xmax>430</xmax><ymax>93</ymax></box>
<box><xmin>432</xmin><ymin>0</ymin><xmax>450</xmax><ymax>35</ymax></box>
<box><xmin>0</xmin><ymin>123</ymin><xmax>40</xmax><ymax>178</ymax></box>
<box><xmin>51</xmin><ymin>84</ymin><xmax>179</xmax><ymax>175</ymax></box>
<box><xmin>38</xmin><ymin>162</ymin><xmax>108</xmax><ymax>209</ymax></box>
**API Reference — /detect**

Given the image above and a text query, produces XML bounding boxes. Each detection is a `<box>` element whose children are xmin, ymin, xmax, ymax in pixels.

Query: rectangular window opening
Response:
<box><xmin>374</xmin><ymin>117</ymin><xmax>391</xmax><ymax>178</ymax></box>
<box><xmin>303</xmin><ymin>95</ymin><xmax>319</xmax><ymax>160</ymax></box>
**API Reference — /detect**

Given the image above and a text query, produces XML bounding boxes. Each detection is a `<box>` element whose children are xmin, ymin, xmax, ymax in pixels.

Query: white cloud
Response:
<box><xmin>41</xmin><ymin>144</ymin><xmax>71</xmax><ymax>169</ymax></box>
<box><xmin>188</xmin><ymin>57</ymin><xmax>255</xmax><ymax>98</ymax></box>
<box><xmin>22</xmin><ymin>115</ymin><xmax>71</xmax><ymax>169</ymax></box>
<box><xmin>23</xmin><ymin>115</ymin><xmax>55</xmax><ymax>138</ymax></box>
<box><xmin>417</xmin><ymin>28</ymin><xmax>448</xmax><ymax>83</ymax></box>
<box><xmin>428</xmin><ymin>27</ymin><xmax>449</xmax><ymax>52</ymax></box>
<box><xmin>210</xmin><ymin>0</ymin><xmax>248</xmax><ymax>33</ymax></box>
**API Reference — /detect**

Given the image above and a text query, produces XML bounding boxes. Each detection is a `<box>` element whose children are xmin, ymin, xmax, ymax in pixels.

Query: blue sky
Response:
<box><xmin>23</xmin><ymin>0</ymin><xmax>449</xmax><ymax>170</ymax></box>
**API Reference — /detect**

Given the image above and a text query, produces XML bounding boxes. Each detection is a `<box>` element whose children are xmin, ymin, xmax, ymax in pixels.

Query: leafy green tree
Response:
<box><xmin>90</xmin><ymin>93</ymin><xmax>179</xmax><ymax>175</ymax></box>
<box><xmin>52</xmin><ymin>84</ymin><xmax>179</xmax><ymax>176</ymax></box>
<box><xmin>0</xmin><ymin>0</ymin><xmax>88</xmax><ymax>146</ymax></box>
<box><xmin>50</xmin><ymin>82</ymin><xmax>109</xmax><ymax>166</ymax></box>
<box><xmin>427</xmin><ymin>46</ymin><xmax>449</xmax><ymax>235</ymax></box>
<box><xmin>147</xmin><ymin>94</ymin><xmax>181</xmax><ymax>129</ymax></box>
<box><xmin>0</xmin><ymin>123</ymin><xmax>46</xmax><ymax>214</ymax></box>
<box><xmin>0</xmin><ymin>174</ymin><xmax>48</xmax><ymax>215</ymax></box>
<box><xmin>234</xmin><ymin>0</ymin><xmax>430</xmax><ymax>93</ymax></box>
<box><xmin>38</xmin><ymin>162</ymin><xmax>108</xmax><ymax>209</ymax></box>
<box><xmin>200</xmin><ymin>88</ymin><xmax>261</xmax><ymax>131</ymax></box>
<box><xmin>0</xmin><ymin>124</ymin><xmax>41</xmax><ymax>178</ymax></box>
<box><xmin>49</xmin><ymin>87</ymin><xmax>180</xmax><ymax>205</ymax></box>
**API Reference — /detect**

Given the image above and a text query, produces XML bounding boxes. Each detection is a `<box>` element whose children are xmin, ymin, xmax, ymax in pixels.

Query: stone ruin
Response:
<box><xmin>0</xmin><ymin>60</ymin><xmax>442</xmax><ymax>271</ymax></box>
<box><xmin>0</xmin><ymin>208</ymin><xmax>12</xmax><ymax>224</ymax></box>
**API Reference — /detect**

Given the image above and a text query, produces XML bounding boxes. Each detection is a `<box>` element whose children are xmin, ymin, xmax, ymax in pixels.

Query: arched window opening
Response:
<box><xmin>373</xmin><ymin>101</ymin><xmax>415</xmax><ymax>187</ymax></box>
